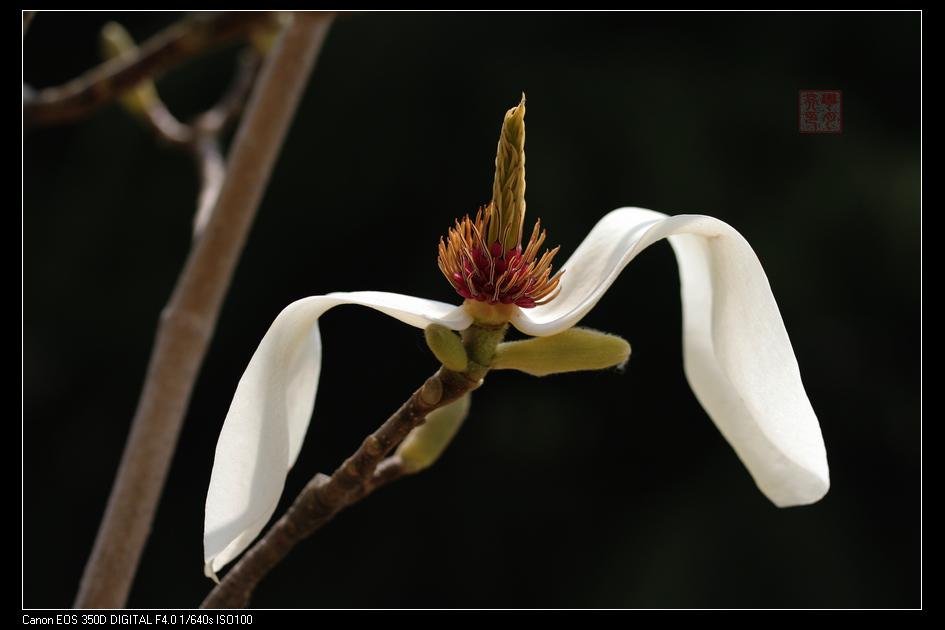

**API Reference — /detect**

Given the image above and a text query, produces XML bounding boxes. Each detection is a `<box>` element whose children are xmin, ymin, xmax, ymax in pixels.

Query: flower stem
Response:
<box><xmin>200</xmin><ymin>321</ymin><xmax>508</xmax><ymax>608</ymax></box>
<box><xmin>200</xmin><ymin>366</ymin><xmax>476</xmax><ymax>608</ymax></box>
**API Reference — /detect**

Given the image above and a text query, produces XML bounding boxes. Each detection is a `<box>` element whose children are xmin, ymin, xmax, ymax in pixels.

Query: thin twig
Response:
<box><xmin>72</xmin><ymin>12</ymin><xmax>334</xmax><ymax>609</ymax></box>
<box><xmin>190</xmin><ymin>49</ymin><xmax>263</xmax><ymax>238</ymax></box>
<box><xmin>23</xmin><ymin>12</ymin><xmax>273</xmax><ymax>128</ymax></box>
<box><xmin>200</xmin><ymin>367</ymin><xmax>480</xmax><ymax>609</ymax></box>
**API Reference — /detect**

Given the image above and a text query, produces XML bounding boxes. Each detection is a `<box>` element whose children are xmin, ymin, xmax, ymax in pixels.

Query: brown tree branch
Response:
<box><xmin>200</xmin><ymin>366</ymin><xmax>482</xmax><ymax>609</ymax></box>
<box><xmin>23</xmin><ymin>11</ymin><xmax>274</xmax><ymax>128</ymax></box>
<box><xmin>72</xmin><ymin>12</ymin><xmax>335</xmax><ymax>609</ymax></box>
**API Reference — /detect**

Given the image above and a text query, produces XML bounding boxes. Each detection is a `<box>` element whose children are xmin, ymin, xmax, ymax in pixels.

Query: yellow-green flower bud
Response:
<box><xmin>99</xmin><ymin>21</ymin><xmax>159</xmax><ymax>117</ymax></box>
<box><xmin>396</xmin><ymin>394</ymin><xmax>472</xmax><ymax>472</ymax></box>
<box><xmin>491</xmin><ymin>327</ymin><xmax>631</xmax><ymax>376</ymax></box>
<box><xmin>425</xmin><ymin>324</ymin><xmax>468</xmax><ymax>372</ymax></box>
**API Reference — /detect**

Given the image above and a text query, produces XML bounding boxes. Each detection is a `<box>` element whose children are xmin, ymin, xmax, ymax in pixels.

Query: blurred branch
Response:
<box><xmin>23</xmin><ymin>11</ymin><xmax>273</xmax><ymax>128</ymax></box>
<box><xmin>98</xmin><ymin>19</ymin><xmax>263</xmax><ymax>237</ymax></box>
<box><xmin>72</xmin><ymin>12</ymin><xmax>335</xmax><ymax>609</ymax></box>
<box><xmin>188</xmin><ymin>52</ymin><xmax>261</xmax><ymax>238</ymax></box>
<box><xmin>23</xmin><ymin>10</ymin><xmax>36</xmax><ymax>36</ymax></box>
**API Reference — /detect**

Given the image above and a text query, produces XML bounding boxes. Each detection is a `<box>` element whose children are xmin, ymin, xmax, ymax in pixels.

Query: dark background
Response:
<box><xmin>23</xmin><ymin>11</ymin><xmax>920</xmax><ymax>608</ymax></box>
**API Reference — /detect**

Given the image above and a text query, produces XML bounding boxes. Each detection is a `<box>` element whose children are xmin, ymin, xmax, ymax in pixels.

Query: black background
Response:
<box><xmin>24</xmin><ymin>11</ymin><xmax>920</xmax><ymax>608</ymax></box>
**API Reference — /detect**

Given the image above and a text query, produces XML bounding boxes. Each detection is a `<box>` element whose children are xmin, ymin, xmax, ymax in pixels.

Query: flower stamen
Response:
<box><xmin>438</xmin><ymin>202</ymin><xmax>562</xmax><ymax>308</ymax></box>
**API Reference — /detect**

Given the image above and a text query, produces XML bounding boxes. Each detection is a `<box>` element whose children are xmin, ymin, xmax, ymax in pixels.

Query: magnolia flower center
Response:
<box><xmin>438</xmin><ymin>202</ymin><xmax>562</xmax><ymax>308</ymax></box>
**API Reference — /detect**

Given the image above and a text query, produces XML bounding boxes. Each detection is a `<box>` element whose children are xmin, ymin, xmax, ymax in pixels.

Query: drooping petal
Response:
<box><xmin>204</xmin><ymin>291</ymin><xmax>471</xmax><ymax>580</ymax></box>
<box><xmin>513</xmin><ymin>208</ymin><xmax>828</xmax><ymax>507</ymax></box>
<box><xmin>509</xmin><ymin>208</ymin><xmax>671</xmax><ymax>335</ymax></box>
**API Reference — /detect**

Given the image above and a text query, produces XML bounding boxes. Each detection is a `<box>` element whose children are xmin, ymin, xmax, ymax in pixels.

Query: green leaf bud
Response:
<box><xmin>425</xmin><ymin>324</ymin><xmax>469</xmax><ymax>372</ymax></box>
<box><xmin>99</xmin><ymin>21</ymin><xmax>160</xmax><ymax>117</ymax></box>
<box><xmin>396</xmin><ymin>394</ymin><xmax>472</xmax><ymax>472</ymax></box>
<box><xmin>491</xmin><ymin>327</ymin><xmax>631</xmax><ymax>376</ymax></box>
<box><xmin>419</xmin><ymin>375</ymin><xmax>443</xmax><ymax>406</ymax></box>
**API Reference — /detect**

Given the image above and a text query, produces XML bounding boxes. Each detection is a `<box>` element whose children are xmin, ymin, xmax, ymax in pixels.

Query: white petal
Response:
<box><xmin>514</xmin><ymin>208</ymin><xmax>828</xmax><ymax>507</ymax></box>
<box><xmin>204</xmin><ymin>291</ymin><xmax>470</xmax><ymax>580</ymax></box>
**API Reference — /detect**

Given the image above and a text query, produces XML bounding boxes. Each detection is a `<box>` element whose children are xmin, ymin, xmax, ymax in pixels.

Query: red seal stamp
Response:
<box><xmin>799</xmin><ymin>90</ymin><xmax>842</xmax><ymax>133</ymax></box>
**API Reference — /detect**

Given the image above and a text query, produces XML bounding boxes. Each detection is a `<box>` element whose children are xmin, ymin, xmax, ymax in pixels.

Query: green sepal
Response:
<box><xmin>396</xmin><ymin>394</ymin><xmax>472</xmax><ymax>472</ymax></box>
<box><xmin>425</xmin><ymin>324</ymin><xmax>469</xmax><ymax>372</ymax></box>
<box><xmin>491</xmin><ymin>327</ymin><xmax>630</xmax><ymax>376</ymax></box>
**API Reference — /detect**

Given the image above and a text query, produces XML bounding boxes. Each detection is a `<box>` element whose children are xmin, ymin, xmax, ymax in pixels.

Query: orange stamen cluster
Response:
<box><xmin>438</xmin><ymin>202</ymin><xmax>562</xmax><ymax>309</ymax></box>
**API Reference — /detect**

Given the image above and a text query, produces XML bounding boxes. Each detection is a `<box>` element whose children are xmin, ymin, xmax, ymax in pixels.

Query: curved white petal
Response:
<box><xmin>204</xmin><ymin>291</ymin><xmax>470</xmax><ymax>579</ymax></box>
<box><xmin>514</xmin><ymin>208</ymin><xmax>828</xmax><ymax>507</ymax></box>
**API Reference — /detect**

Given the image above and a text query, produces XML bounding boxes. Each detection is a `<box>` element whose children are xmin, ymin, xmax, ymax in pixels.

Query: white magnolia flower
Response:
<box><xmin>204</xmin><ymin>100</ymin><xmax>828</xmax><ymax>581</ymax></box>
<box><xmin>203</xmin><ymin>206</ymin><xmax>830</xmax><ymax>580</ymax></box>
